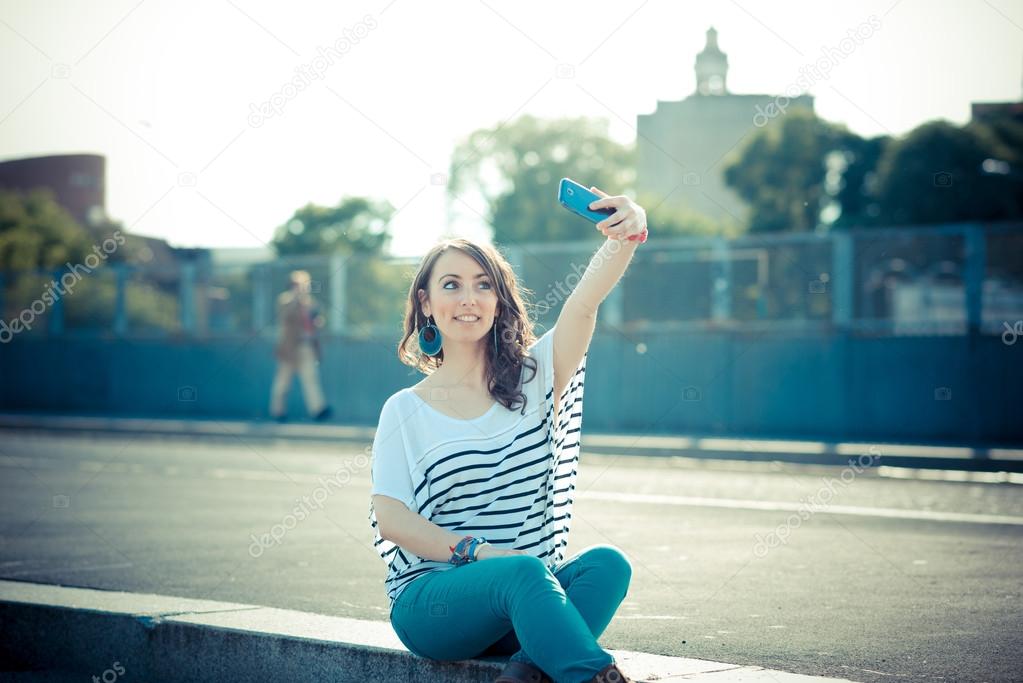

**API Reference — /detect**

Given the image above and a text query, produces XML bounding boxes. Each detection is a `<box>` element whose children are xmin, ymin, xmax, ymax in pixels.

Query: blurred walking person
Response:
<box><xmin>270</xmin><ymin>270</ymin><xmax>332</xmax><ymax>422</ymax></box>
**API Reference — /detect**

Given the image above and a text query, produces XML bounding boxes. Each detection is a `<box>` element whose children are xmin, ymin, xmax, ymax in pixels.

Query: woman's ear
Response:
<box><xmin>417</xmin><ymin>288</ymin><xmax>430</xmax><ymax>318</ymax></box>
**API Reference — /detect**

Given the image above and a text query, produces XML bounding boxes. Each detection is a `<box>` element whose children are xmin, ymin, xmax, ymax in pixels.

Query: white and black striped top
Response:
<box><xmin>367</xmin><ymin>325</ymin><xmax>587</xmax><ymax>605</ymax></box>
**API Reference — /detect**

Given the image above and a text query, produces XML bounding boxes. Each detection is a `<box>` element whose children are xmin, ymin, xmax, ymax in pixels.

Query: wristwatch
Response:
<box><xmin>470</xmin><ymin>539</ymin><xmax>489</xmax><ymax>561</ymax></box>
<box><xmin>449</xmin><ymin>535</ymin><xmax>489</xmax><ymax>565</ymax></box>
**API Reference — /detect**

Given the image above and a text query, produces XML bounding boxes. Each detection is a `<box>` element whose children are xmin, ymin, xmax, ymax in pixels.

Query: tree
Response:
<box><xmin>0</xmin><ymin>188</ymin><xmax>93</xmax><ymax>270</ymax></box>
<box><xmin>723</xmin><ymin>110</ymin><xmax>853</xmax><ymax>233</ymax></box>
<box><xmin>828</xmin><ymin>132</ymin><xmax>889</xmax><ymax>229</ymax></box>
<box><xmin>447</xmin><ymin>115</ymin><xmax>636</xmax><ymax>244</ymax></box>
<box><xmin>872</xmin><ymin>119</ymin><xmax>1023</xmax><ymax>226</ymax></box>
<box><xmin>271</xmin><ymin>196</ymin><xmax>404</xmax><ymax>335</ymax></box>
<box><xmin>0</xmin><ymin>188</ymin><xmax>178</xmax><ymax>333</ymax></box>
<box><xmin>272</xmin><ymin>197</ymin><xmax>394</xmax><ymax>256</ymax></box>
<box><xmin>726</xmin><ymin>111</ymin><xmax>1022</xmax><ymax>232</ymax></box>
<box><xmin>974</xmin><ymin>116</ymin><xmax>1023</xmax><ymax>167</ymax></box>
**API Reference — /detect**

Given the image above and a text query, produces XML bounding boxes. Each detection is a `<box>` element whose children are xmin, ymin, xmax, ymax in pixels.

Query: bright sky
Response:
<box><xmin>1</xmin><ymin>0</ymin><xmax>1021</xmax><ymax>257</ymax></box>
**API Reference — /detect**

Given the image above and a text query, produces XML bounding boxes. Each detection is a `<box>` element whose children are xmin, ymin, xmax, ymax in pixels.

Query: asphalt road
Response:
<box><xmin>1</xmin><ymin>430</ymin><xmax>1020</xmax><ymax>683</ymax></box>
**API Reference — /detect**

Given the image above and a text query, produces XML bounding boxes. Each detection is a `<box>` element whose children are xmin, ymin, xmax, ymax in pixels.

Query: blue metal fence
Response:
<box><xmin>3</xmin><ymin>222</ymin><xmax>1020</xmax><ymax>340</ymax></box>
<box><xmin>1</xmin><ymin>222</ymin><xmax>1021</xmax><ymax>444</ymax></box>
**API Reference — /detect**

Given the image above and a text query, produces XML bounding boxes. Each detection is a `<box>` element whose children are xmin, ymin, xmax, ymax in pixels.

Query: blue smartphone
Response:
<box><xmin>557</xmin><ymin>178</ymin><xmax>615</xmax><ymax>223</ymax></box>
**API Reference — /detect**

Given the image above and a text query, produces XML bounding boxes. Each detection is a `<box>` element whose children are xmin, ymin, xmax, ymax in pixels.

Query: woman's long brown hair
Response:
<box><xmin>397</xmin><ymin>238</ymin><xmax>540</xmax><ymax>415</ymax></box>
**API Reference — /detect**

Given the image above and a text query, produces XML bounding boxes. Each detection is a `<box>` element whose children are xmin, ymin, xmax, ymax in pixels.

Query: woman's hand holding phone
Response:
<box><xmin>588</xmin><ymin>186</ymin><xmax>648</xmax><ymax>243</ymax></box>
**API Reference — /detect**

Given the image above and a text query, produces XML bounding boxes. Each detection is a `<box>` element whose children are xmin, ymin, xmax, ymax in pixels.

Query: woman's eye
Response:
<box><xmin>444</xmin><ymin>281</ymin><xmax>492</xmax><ymax>290</ymax></box>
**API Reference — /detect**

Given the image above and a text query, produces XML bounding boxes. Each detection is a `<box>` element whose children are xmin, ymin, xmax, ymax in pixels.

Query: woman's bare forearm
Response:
<box><xmin>372</xmin><ymin>495</ymin><xmax>466</xmax><ymax>563</ymax></box>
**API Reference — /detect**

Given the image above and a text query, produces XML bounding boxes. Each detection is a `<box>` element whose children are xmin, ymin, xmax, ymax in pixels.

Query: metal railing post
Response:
<box><xmin>832</xmin><ymin>231</ymin><xmax>854</xmax><ymax>330</ymax></box>
<box><xmin>963</xmin><ymin>223</ymin><xmax>986</xmax><ymax>335</ymax></box>
<box><xmin>330</xmin><ymin>252</ymin><xmax>346</xmax><ymax>335</ymax></box>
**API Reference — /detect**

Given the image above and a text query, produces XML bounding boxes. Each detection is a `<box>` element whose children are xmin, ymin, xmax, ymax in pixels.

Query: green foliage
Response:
<box><xmin>725</xmin><ymin>109</ymin><xmax>1023</xmax><ymax>232</ymax></box>
<box><xmin>343</xmin><ymin>257</ymin><xmax>417</xmax><ymax>336</ymax></box>
<box><xmin>272</xmin><ymin>197</ymin><xmax>394</xmax><ymax>256</ymax></box>
<box><xmin>829</xmin><ymin>133</ymin><xmax>888</xmax><ymax>229</ymax></box>
<box><xmin>0</xmin><ymin>187</ymin><xmax>183</xmax><ymax>333</ymax></box>
<box><xmin>723</xmin><ymin>110</ymin><xmax>851</xmax><ymax>233</ymax></box>
<box><xmin>271</xmin><ymin>196</ymin><xmax>403</xmax><ymax>333</ymax></box>
<box><xmin>447</xmin><ymin>115</ymin><xmax>636</xmax><ymax>243</ymax></box>
<box><xmin>0</xmin><ymin>188</ymin><xmax>93</xmax><ymax>269</ymax></box>
<box><xmin>872</xmin><ymin>119</ymin><xmax>1023</xmax><ymax>226</ymax></box>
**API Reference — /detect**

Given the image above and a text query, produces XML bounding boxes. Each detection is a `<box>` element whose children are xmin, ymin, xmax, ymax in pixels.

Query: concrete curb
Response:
<box><xmin>1</xmin><ymin>412</ymin><xmax>1022</xmax><ymax>472</ymax></box>
<box><xmin>0</xmin><ymin>580</ymin><xmax>861</xmax><ymax>682</ymax></box>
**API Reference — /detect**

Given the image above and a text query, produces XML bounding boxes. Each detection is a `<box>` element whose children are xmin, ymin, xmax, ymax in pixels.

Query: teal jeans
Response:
<box><xmin>389</xmin><ymin>544</ymin><xmax>632</xmax><ymax>683</ymax></box>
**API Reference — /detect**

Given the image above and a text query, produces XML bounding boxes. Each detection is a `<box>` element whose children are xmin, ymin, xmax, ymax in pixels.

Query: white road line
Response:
<box><xmin>577</xmin><ymin>490</ymin><xmax>1023</xmax><ymax>526</ymax></box>
<box><xmin>875</xmin><ymin>466</ymin><xmax>1023</xmax><ymax>484</ymax></box>
<box><xmin>4</xmin><ymin>455</ymin><xmax>1022</xmax><ymax>526</ymax></box>
<box><xmin>0</xmin><ymin>456</ymin><xmax>355</xmax><ymax>486</ymax></box>
<box><xmin>1</xmin><ymin>562</ymin><xmax>134</xmax><ymax>577</ymax></box>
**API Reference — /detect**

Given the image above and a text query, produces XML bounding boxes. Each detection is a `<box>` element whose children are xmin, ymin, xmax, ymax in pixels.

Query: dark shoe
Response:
<box><xmin>588</xmin><ymin>662</ymin><xmax>634</xmax><ymax>683</ymax></box>
<box><xmin>495</xmin><ymin>660</ymin><xmax>552</xmax><ymax>683</ymax></box>
<box><xmin>313</xmin><ymin>406</ymin><xmax>333</xmax><ymax>421</ymax></box>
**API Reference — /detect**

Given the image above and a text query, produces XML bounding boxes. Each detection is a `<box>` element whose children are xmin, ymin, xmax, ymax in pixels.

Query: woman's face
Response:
<box><xmin>419</xmin><ymin>250</ymin><xmax>499</xmax><ymax>342</ymax></box>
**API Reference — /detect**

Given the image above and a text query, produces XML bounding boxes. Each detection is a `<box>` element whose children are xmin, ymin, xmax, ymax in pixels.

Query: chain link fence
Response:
<box><xmin>2</xmin><ymin>223</ymin><xmax>1021</xmax><ymax>342</ymax></box>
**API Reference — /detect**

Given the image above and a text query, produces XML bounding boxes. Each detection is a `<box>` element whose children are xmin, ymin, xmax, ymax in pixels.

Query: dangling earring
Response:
<box><xmin>418</xmin><ymin>314</ymin><xmax>443</xmax><ymax>357</ymax></box>
<box><xmin>492</xmin><ymin>320</ymin><xmax>498</xmax><ymax>355</ymax></box>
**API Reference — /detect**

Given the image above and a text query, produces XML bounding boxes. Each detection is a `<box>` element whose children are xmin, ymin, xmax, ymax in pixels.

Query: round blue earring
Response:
<box><xmin>418</xmin><ymin>314</ymin><xmax>443</xmax><ymax>356</ymax></box>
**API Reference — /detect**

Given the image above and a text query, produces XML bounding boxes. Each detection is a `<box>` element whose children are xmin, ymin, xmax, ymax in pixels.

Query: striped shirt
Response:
<box><xmin>367</xmin><ymin>324</ymin><xmax>587</xmax><ymax>605</ymax></box>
